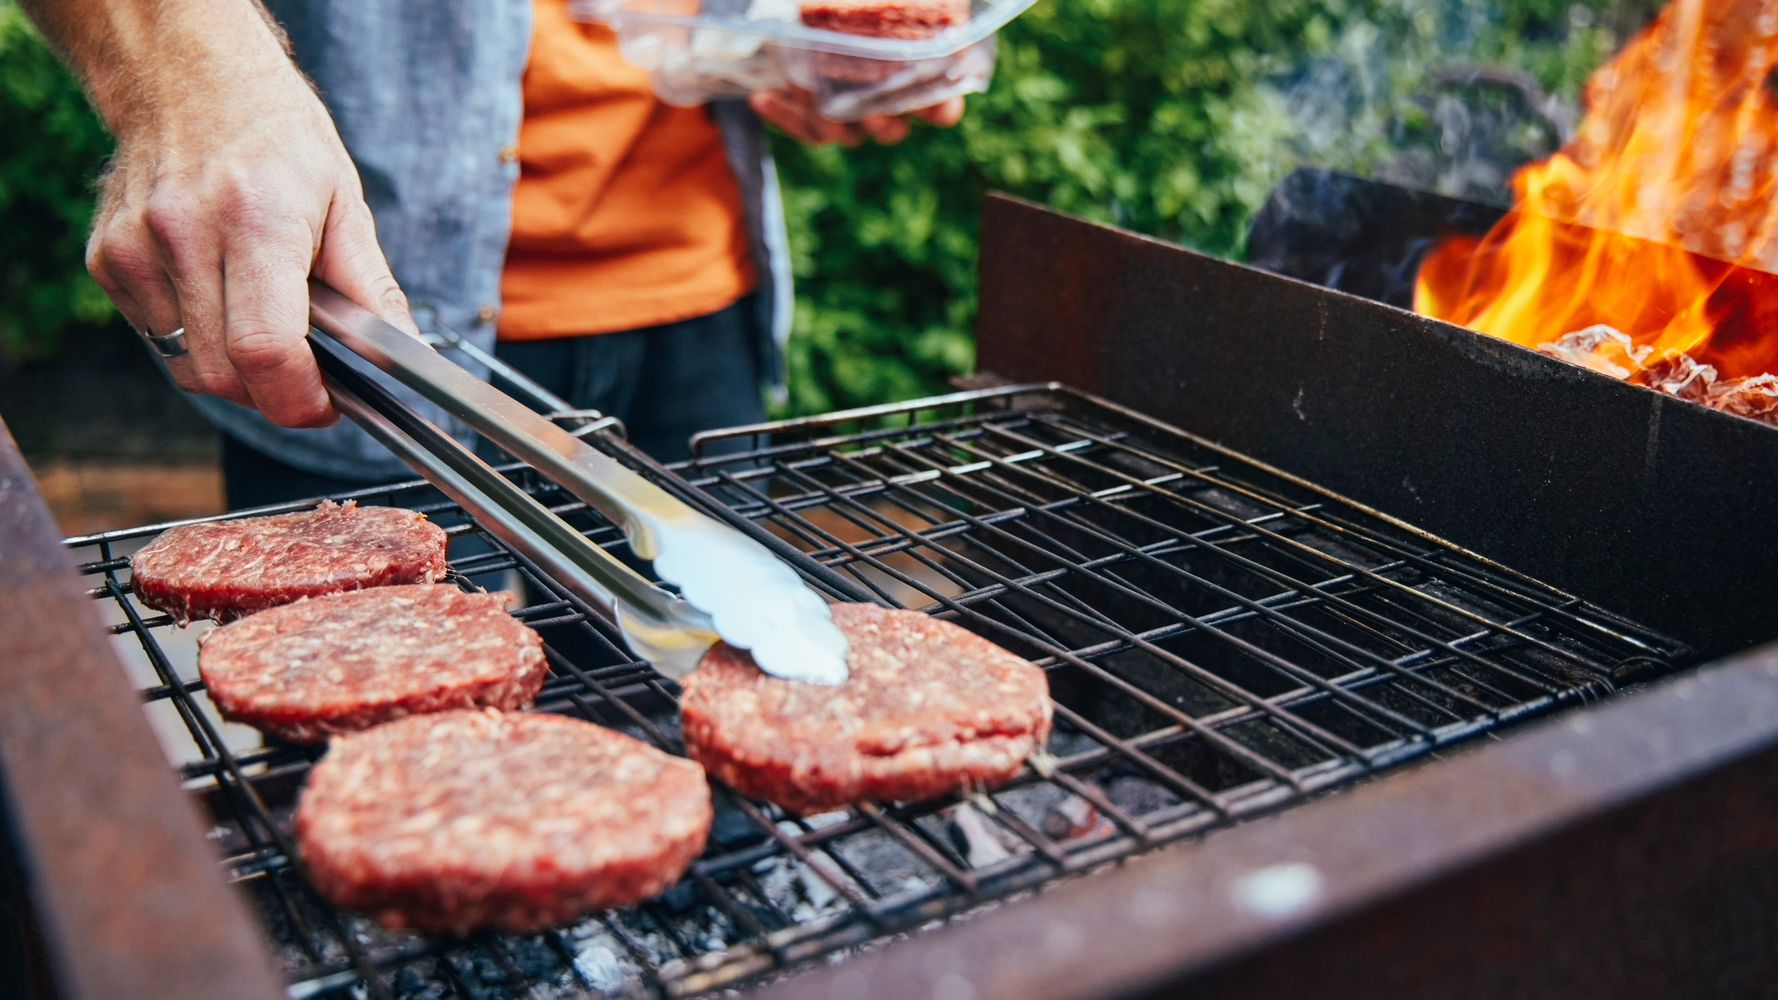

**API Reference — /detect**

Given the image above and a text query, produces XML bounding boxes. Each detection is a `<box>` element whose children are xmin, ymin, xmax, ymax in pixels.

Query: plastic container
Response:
<box><xmin>571</xmin><ymin>0</ymin><xmax>1038</xmax><ymax>121</ymax></box>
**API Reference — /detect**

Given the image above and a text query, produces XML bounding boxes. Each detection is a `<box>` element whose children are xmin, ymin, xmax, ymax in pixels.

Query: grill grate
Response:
<box><xmin>65</xmin><ymin>385</ymin><xmax>1687</xmax><ymax>999</ymax></box>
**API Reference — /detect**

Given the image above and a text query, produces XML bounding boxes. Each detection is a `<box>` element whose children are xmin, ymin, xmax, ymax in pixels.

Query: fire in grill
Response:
<box><xmin>64</xmin><ymin>384</ymin><xmax>1685</xmax><ymax>999</ymax></box>
<box><xmin>1416</xmin><ymin>0</ymin><xmax>1778</xmax><ymax>421</ymax></box>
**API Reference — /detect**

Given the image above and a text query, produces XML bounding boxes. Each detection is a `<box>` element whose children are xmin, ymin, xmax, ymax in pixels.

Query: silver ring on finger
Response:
<box><xmin>138</xmin><ymin>325</ymin><xmax>189</xmax><ymax>359</ymax></box>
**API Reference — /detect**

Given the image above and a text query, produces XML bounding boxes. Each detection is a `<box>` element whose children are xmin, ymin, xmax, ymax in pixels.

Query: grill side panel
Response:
<box><xmin>0</xmin><ymin>417</ymin><xmax>284</xmax><ymax>1000</ymax></box>
<box><xmin>975</xmin><ymin>194</ymin><xmax>1778</xmax><ymax>659</ymax></box>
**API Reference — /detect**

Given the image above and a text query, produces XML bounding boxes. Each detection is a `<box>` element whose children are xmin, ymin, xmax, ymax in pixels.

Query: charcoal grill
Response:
<box><xmin>3</xmin><ymin>196</ymin><xmax>1777</xmax><ymax>1000</ymax></box>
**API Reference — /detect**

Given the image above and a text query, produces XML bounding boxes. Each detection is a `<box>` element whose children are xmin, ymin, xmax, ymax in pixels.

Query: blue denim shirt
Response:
<box><xmin>191</xmin><ymin>0</ymin><xmax>792</xmax><ymax>481</ymax></box>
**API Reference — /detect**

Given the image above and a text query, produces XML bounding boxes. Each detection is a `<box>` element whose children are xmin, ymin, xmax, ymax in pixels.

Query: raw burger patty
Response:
<box><xmin>681</xmin><ymin>603</ymin><xmax>1052</xmax><ymax>814</ymax></box>
<box><xmin>198</xmin><ymin>585</ymin><xmax>548</xmax><ymax>744</ymax></box>
<box><xmin>297</xmin><ymin>709</ymin><xmax>712</xmax><ymax>935</ymax></box>
<box><xmin>801</xmin><ymin>0</ymin><xmax>969</xmax><ymax>38</ymax></box>
<box><xmin>800</xmin><ymin>0</ymin><xmax>968</xmax><ymax>82</ymax></box>
<box><xmin>131</xmin><ymin>500</ymin><xmax>448</xmax><ymax>624</ymax></box>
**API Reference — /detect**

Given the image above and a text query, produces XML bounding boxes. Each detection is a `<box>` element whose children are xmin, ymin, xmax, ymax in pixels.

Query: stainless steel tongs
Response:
<box><xmin>305</xmin><ymin>280</ymin><xmax>849</xmax><ymax>685</ymax></box>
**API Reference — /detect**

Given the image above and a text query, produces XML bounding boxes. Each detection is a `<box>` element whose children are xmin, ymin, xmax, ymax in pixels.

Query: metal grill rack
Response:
<box><xmin>64</xmin><ymin>384</ymin><xmax>1687</xmax><ymax>1000</ymax></box>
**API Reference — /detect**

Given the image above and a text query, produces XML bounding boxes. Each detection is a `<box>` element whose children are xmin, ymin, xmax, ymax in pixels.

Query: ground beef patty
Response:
<box><xmin>800</xmin><ymin>0</ymin><xmax>970</xmax><ymax>84</ymax></box>
<box><xmin>131</xmin><ymin>501</ymin><xmax>448</xmax><ymax>624</ymax></box>
<box><xmin>297</xmin><ymin>710</ymin><xmax>712</xmax><ymax>935</ymax></box>
<box><xmin>681</xmin><ymin>603</ymin><xmax>1052</xmax><ymax>814</ymax></box>
<box><xmin>198</xmin><ymin>585</ymin><xmax>548</xmax><ymax>744</ymax></box>
<box><xmin>800</xmin><ymin>0</ymin><xmax>969</xmax><ymax>38</ymax></box>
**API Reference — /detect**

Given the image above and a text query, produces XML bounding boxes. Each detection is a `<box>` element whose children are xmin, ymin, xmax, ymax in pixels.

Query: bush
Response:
<box><xmin>776</xmin><ymin>0</ymin><xmax>1331</xmax><ymax>414</ymax></box>
<box><xmin>0</xmin><ymin>1</ymin><xmax>114</xmax><ymax>362</ymax></box>
<box><xmin>0</xmin><ymin>0</ymin><xmax>1638</xmax><ymax>400</ymax></box>
<box><xmin>773</xmin><ymin>0</ymin><xmax>1636</xmax><ymax>415</ymax></box>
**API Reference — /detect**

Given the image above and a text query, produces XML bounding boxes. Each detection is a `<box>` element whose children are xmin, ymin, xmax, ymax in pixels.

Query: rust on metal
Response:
<box><xmin>0</xmin><ymin>417</ymin><xmax>283</xmax><ymax>1000</ymax></box>
<box><xmin>757</xmin><ymin>647</ymin><xmax>1778</xmax><ymax>1000</ymax></box>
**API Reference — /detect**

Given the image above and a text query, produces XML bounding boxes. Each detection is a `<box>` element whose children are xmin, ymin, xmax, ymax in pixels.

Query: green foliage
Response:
<box><xmin>0</xmin><ymin>0</ymin><xmax>1641</xmax><ymax>398</ymax></box>
<box><xmin>774</xmin><ymin>0</ymin><xmax>1637</xmax><ymax>415</ymax></box>
<box><xmin>0</xmin><ymin>1</ymin><xmax>114</xmax><ymax>361</ymax></box>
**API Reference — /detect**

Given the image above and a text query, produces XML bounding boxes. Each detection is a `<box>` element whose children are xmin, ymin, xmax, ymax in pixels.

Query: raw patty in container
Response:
<box><xmin>198</xmin><ymin>584</ymin><xmax>548</xmax><ymax>744</ymax></box>
<box><xmin>800</xmin><ymin>0</ymin><xmax>971</xmax><ymax>84</ymax></box>
<box><xmin>296</xmin><ymin>709</ymin><xmax>713</xmax><ymax>935</ymax></box>
<box><xmin>680</xmin><ymin>603</ymin><xmax>1052</xmax><ymax>814</ymax></box>
<box><xmin>131</xmin><ymin>500</ymin><xmax>448</xmax><ymax>624</ymax></box>
<box><xmin>800</xmin><ymin>0</ymin><xmax>970</xmax><ymax>38</ymax></box>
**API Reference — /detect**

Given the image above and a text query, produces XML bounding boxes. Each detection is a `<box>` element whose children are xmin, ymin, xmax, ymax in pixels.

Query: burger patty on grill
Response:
<box><xmin>131</xmin><ymin>500</ymin><xmax>448</xmax><ymax>624</ymax></box>
<box><xmin>198</xmin><ymin>585</ymin><xmax>548</xmax><ymax>744</ymax></box>
<box><xmin>296</xmin><ymin>709</ymin><xmax>712</xmax><ymax>935</ymax></box>
<box><xmin>680</xmin><ymin>603</ymin><xmax>1052</xmax><ymax>815</ymax></box>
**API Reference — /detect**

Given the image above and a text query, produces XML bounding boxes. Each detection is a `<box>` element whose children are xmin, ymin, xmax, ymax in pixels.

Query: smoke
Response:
<box><xmin>1259</xmin><ymin>0</ymin><xmax>1648</xmax><ymax>205</ymax></box>
<box><xmin>1242</xmin><ymin>2</ymin><xmax>1654</xmax><ymax>303</ymax></box>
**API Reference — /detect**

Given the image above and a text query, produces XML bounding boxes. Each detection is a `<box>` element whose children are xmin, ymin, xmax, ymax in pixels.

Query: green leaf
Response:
<box><xmin>0</xmin><ymin>0</ymin><xmax>1632</xmax><ymax>385</ymax></box>
<box><xmin>0</xmin><ymin>1</ymin><xmax>115</xmax><ymax>361</ymax></box>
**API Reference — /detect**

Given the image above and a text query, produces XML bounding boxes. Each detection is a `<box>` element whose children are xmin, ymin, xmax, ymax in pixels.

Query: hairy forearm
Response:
<box><xmin>20</xmin><ymin>0</ymin><xmax>412</xmax><ymax>430</ymax></box>
<box><xmin>18</xmin><ymin>0</ymin><xmax>298</xmax><ymax>141</ymax></box>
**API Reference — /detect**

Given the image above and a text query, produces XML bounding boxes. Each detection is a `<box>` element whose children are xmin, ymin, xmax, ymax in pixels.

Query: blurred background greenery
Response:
<box><xmin>773</xmin><ymin>0</ymin><xmax>1661</xmax><ymax>413</ymax></box>
<box><xmin>0</xmin><ymin>0</ymin><xmax>116</xmax><ymax>361</ymax></box>
<box><xmin>1</xmin><ymin>0</ymin><xmax>1660</xmax><ymax>412</ymax></box>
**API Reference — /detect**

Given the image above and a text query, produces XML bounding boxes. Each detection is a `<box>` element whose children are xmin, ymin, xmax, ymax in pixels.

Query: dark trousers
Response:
<box><xmin>223</xmin><ymin>295</ymin><xmax>766</xmax><ymax>509</ymax></box>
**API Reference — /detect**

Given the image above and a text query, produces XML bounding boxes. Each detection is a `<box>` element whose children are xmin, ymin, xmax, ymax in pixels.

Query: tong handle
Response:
<box><xmin>309</xmin><ymin>332</ymin><xmax>718</xmax><ymax>677</ymax></box>
<box><xmin>307</xmin><ymin>280</ymin><xmax>695</xmax><ymax>558</ymax></box>
<box><xmin>306</xmin><ymin>279</ymin><xmax>852</xmax><ymax>685</ymax></box>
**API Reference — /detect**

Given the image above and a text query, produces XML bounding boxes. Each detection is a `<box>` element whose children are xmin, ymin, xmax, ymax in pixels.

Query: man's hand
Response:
<box><xmin>750</xmin><ymin>88</ymin><xmax>964</xmax><ymax>147</ymax></box>
<box><xmin>89</xmin><ymin>81</ymin><xmax>410</xmax><ymax>428</ymax></box>
<box><xmin>22</xmin><ymin>0</ymin><xmax>414</xmax><ymax>428</ymax></box>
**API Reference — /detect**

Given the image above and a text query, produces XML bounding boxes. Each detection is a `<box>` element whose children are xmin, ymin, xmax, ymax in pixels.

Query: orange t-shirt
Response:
<box><xmin>499</xmin><ymin>0</ymin><xmax>756</xmax><ymax>340</ymax></box>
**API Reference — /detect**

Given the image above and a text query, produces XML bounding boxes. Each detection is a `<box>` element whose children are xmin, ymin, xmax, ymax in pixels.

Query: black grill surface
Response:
<box><xmin>65</xmin><ymin>385</ymin><xmax>1687</xmax><ymax>999</ymax></box>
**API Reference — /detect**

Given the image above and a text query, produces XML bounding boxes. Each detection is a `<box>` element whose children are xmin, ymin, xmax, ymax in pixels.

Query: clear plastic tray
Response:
<box><xmin>571</xmin><ymin>0</ymin><xmax>1039</xmax><ymax>121</ymax></box>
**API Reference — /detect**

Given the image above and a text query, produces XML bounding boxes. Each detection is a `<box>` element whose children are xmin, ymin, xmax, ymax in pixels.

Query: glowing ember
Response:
<box><xmin>1415</xmin><ymin>0</ymin><xmax>1778</xmax><ymax>421</ymax></box>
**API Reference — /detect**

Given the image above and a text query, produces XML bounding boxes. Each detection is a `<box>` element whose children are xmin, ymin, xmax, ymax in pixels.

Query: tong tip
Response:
<box><xmin>746</xmin><ymin>606</ymin><xmax>851</xmax><ymax>685</ymax></box>
<box><xmin>647</xmin><ymin>520</ymin><xmax>853</xmax><ymax>685</ymax></box>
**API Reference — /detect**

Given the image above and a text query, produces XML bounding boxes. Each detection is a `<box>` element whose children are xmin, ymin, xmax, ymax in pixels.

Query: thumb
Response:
<box><xmin>913</xmin><ymin>96</ymin><xmax>965</xmax><ymax>128</ymax></box>
<box><xmin>312</xmin><ymin>190</ymin><xmax>419</xmax><ymax>336</ymax></box>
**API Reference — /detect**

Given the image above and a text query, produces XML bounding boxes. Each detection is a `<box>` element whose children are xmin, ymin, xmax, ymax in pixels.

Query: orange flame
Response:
<box><xmin>1415</xmin><ymin>0</ymin><xmax>1778</xmax><ymax>383</ymax></box>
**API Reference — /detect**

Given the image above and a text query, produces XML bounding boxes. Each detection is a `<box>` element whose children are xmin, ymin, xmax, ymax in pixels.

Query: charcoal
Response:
<box><xmin>1104</xmin><ymin>774</ymin><xmax>1186</xmax><ymax>816</ymax></box>
<box><xmin>653</xmin><ymin>882</ymin><xmax>699</xmax><ymax>915</ymax></box>
<box><xmin>1641</xmin><ymin>351</ymin><xmax>1719</xmax><ymax>402</ymax></box>
<box><xmin>993</xmin><ymin>779</ymin><xmax>1099</xmax><ymax>842</ymax></box>
<box><xmin>753</xmin><ymin>854</ymin><xmax>847</xmax><ymax>924</ymax></box>
<box><xmin>1041</xmin><ymin>796</ymin><xmax>1110</xmax><ymax>841</ymax></box>
<box><xmin>1633</xmin><ymin>350</ymin><xmax>1778</xmax><ymax>425</ymax></box>
<box><xmin>1246</xmin><ymin>169</ymin><xmax>1506</xmax><ymax>307</ymax></box>
<box><xmin>392</xmin><ymin>963</ymin><xmax>453</xmax><ymax>1000</ymax></box>
<box><xmin>707</xmin><ymin>795</ymin><xmax>771</xmax><ymax>850</ymax></box>
<box><xmin>1710</xmin><ymin>373</ymin><xmax>1778</xmax><ymax>423</ymax></box>
<box><xmin>946</xmin><ymin>804</ymin><xmax>1019</xmax><ymax>867</ymax></box>
<box><xmin>560</xmin><ymin>927</ymin><xmax>651</xmax><ymax>999</ymax></box>
<box><xmin>1536</xmin><ymin>325</ymin><xmax>1650</xmax><ymax>379</ymax></box>
<box><xmin>570</xmin><ymin>941</ymin><xmax>635</xmax><ymax>995</ymax></box>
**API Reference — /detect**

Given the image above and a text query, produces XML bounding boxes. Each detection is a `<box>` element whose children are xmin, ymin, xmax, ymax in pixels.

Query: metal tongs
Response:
<box><xmin>305</xmin><ymin>280</ymin><xmax>849</xmax><ymax>685</ymax></box>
